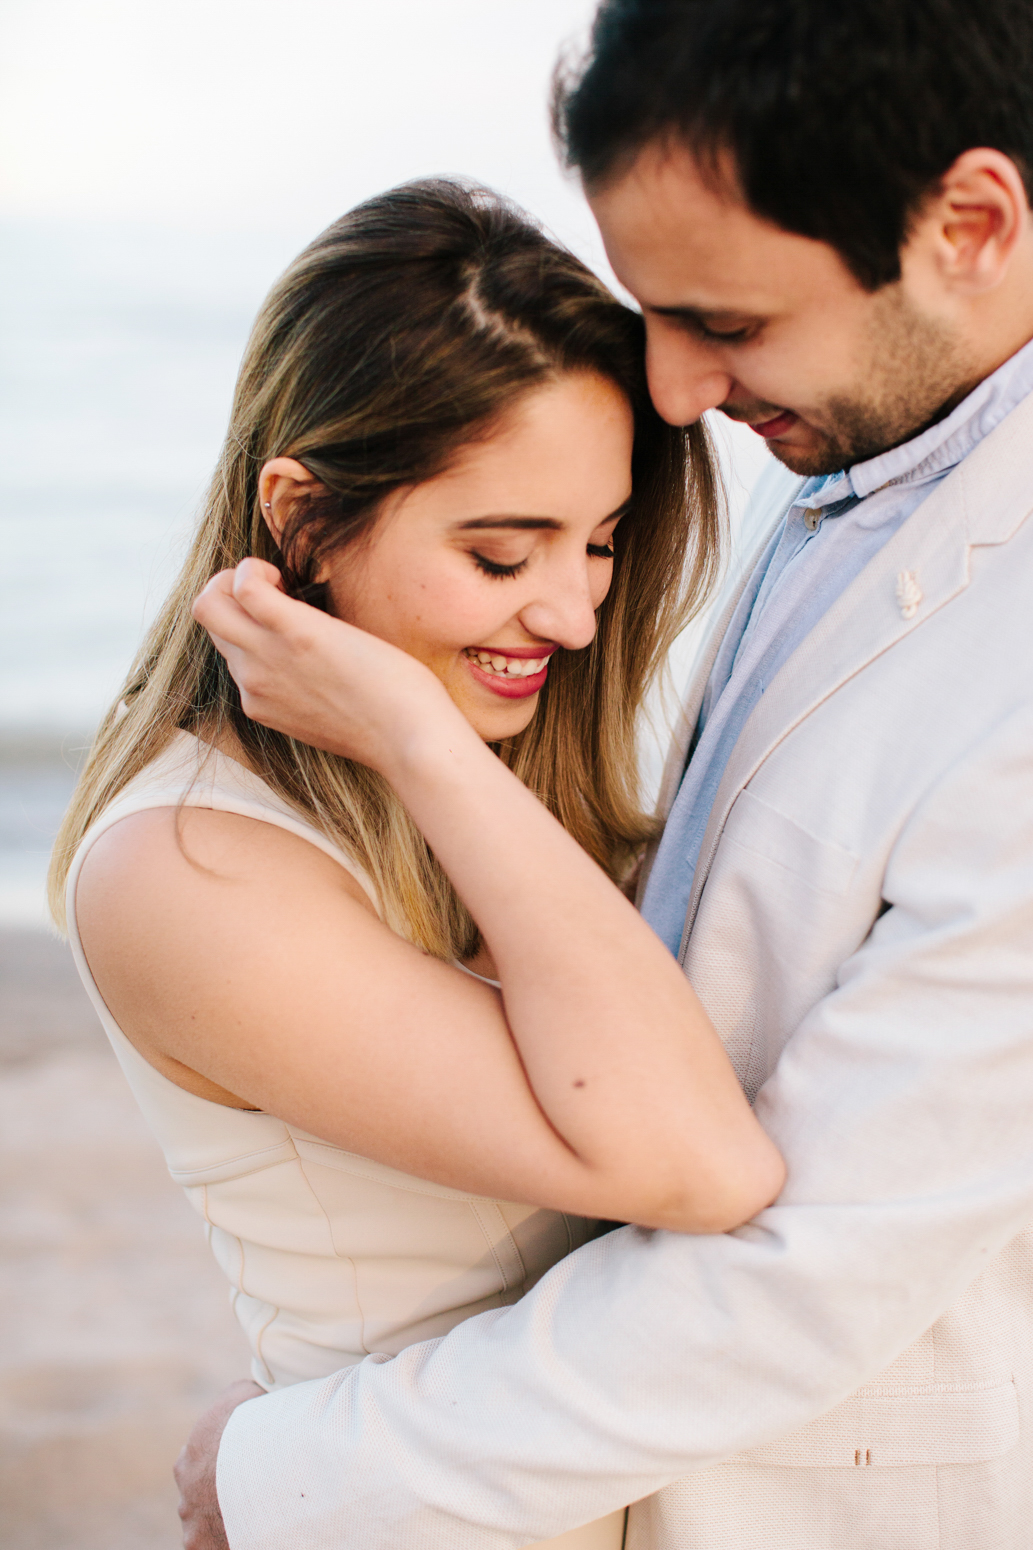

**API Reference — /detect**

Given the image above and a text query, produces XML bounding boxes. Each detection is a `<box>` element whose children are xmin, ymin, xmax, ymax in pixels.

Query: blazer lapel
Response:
<box><xmin>677</xmin><ymin>388</ymin><xmax>1033</xmax><ymax>958</ymax></box>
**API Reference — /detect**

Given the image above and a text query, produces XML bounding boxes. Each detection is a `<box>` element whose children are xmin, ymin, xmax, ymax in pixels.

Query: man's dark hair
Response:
<box><xmin>555</xmin><ymin>0</ymin><xmax>1033</xmax><ymax>289</ymax></box>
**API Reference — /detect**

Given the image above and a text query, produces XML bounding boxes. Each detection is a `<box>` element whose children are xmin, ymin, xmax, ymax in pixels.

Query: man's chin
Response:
<box><xmin>722</xmin><ymin>409</ymin><xmax>848</xmax><ymax>478</ymax></box>
<box><xmin>754</xmin><ymin>418</ymin><xmax>852</xmax><ymax>477</ymax></box>
<box><xmin>764</xmin><ymin>440</ymin><xmax>846</xmax><ymax>477</ymax></box>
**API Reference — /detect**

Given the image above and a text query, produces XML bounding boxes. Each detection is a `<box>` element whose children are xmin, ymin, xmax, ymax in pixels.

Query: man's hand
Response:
<box><xmin>175</xmin><ymin>1380</ymin><xmax>265</xmax><ymax>1550</ymax></box>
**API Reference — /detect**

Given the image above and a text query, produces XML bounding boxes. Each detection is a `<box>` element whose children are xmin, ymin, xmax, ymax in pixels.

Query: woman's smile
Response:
<box><xmin>311</xmin><ymin>373</ymin><xmax>633</xmax><ymax>740</ymax></box>
<box><xmin>462</xmin><ymin>643</ymin><xmax>558</xmax><ymax>698</ymax></box>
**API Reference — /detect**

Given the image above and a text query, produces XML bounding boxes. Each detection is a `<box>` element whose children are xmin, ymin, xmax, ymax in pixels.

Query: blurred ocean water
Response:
<box><xmin>0</xmin><ymin>218</ymin><xmax>301</xmax><ymax>730</ymax></box>
<box><xmin>0</xmin><ymin>217</ymin><xmax>299</xmax><ymax>922</ymax></box>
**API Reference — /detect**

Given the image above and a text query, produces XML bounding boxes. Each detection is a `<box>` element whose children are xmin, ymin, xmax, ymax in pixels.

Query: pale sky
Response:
<box><xmin>0</xmin><ymin>0</ymin><xmax>609</xmax><ymax>268</ymax></box>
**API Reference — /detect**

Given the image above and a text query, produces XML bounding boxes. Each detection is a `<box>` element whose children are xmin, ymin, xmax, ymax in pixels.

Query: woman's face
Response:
<box><xmin>262</xmin><ymin>372</ymin><xmax>634</xmax><ymax>741</ymax></box>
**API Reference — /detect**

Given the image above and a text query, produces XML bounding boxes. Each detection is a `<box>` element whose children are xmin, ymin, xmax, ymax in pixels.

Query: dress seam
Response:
<box><xmin>469</xmin><ymin>1200</ymin><xmax>523</xmax><ymax>1305</ymax></box>
<box><xmin>293</xmin><ymin>1151</ymin><xmax>370</xmax><ymax>1357</ymax></box>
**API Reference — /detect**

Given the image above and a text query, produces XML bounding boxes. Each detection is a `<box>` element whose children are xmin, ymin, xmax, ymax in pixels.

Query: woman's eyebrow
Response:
<box><xmin>456</xmin><ymin>500</ymin><xmax>630</xmax><ymax>534</ymax></box>
<box><xmin>455</xmin><ymin>516</ymin><xmax>563</xmax><ymax>532</ymax></box>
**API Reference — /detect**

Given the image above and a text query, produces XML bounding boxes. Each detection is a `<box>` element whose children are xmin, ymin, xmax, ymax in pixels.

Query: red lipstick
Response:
<box><xmin>463</xmin><ymin>644</ymin><xmax>557</xmax><ymax>700</ymax></box>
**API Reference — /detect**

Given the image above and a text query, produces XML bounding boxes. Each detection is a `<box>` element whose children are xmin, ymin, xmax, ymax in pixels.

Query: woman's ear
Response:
<box><xmin>257</xmin><ymin>458</ymin><xmax>321</xmax><ymax>548</ymax></box>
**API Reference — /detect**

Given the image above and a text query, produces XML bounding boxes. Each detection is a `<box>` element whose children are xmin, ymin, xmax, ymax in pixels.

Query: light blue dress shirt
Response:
<box><xmin>640</xmin><ymin>335</ymin><xmax>1033</xmax><ymax>958</ymax></box>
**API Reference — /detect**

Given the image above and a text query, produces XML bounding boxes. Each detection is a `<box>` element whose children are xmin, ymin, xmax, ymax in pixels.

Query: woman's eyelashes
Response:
<box><xmin>471</xmin><ymin>552</ymin><xmax>530</xmax><ymax>580</ymax></box>
<box><xmin>471</xmin><ymin>542</ymin><xmax>615</xmax><ymax>579</ymax></box>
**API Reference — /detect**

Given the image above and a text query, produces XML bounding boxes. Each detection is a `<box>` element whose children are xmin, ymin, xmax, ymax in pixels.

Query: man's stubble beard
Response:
<box><xmin>739</xmin><ymin>285</ymin><xmax>979</xmax><ymax>478</ymax></box>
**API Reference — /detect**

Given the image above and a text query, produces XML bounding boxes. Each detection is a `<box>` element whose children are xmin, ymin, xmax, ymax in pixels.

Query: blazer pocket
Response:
<box><xmin>722</xmin><ymin>787</ymin><xmax>859</xmax><ymax>898</ymax></box>
<box><xmin>725</xmin><ymin>1378</ymin><xmax>1019</xmax><ymax>1468</ymax></box>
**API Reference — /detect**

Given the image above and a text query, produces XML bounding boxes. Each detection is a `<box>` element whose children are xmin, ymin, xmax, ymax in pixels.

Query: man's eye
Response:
<box><xmin>472</xmin><ymin>552</ymin><xmax>529</xmax><ymax>579</ymax></box>
<box><xmin>697</xmin><ymin>321</ymin><xmax>756</xmax><ymax>344</ymax></box>
<box><xmin>587</xmin><ymin>543</ymin><xmax>615</xmax><ymax>559</ymax></box>
<box><xmin>666</xmin><ymin>313</ymin><xmax>757</xmax><ymax>344</ymax></box>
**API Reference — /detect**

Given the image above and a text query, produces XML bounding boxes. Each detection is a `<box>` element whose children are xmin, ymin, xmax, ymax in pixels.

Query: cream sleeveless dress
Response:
<box><xmin>65</xmin><ymin>732</ymin><xmax>626</xmax><ymax>1549</ymax></box>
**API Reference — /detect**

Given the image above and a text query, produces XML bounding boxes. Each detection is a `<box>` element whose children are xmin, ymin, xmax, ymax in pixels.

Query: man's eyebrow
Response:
<box><xmin>649</xmin><ymin>304</ymin><xmax>707</xmax><ymax>320</ymax></box>
<box><xmin>648</xmin><ymin>304</ymin><xmax>761</xmax><ymax>328</ymax></box>
<box><xmin>455</xmin><ymin>500</ymin><xmax>630</xmax><ymax>534</ymax></box>
<box><xmin>648</xmin><ymin>306</ymin><xmax>753</xmax><ymax>325</ymax></box>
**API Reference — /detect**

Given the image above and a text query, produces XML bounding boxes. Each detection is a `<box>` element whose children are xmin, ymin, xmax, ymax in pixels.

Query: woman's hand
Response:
<box><xmin>192</xmin><ymin>560</ymin><xmax>463</xmax><ymax>776</ymax></box>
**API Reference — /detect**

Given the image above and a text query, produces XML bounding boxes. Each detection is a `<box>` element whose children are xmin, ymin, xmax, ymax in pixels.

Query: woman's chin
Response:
<box><xmin>465</xmin><ymin>692</ymin><xmax>540</xmax><ymax>742</ymax></box>
<box><xmin>432</xmin><ymin>663</ymin><xmax>542</xmax><ymax>741</ymax></box>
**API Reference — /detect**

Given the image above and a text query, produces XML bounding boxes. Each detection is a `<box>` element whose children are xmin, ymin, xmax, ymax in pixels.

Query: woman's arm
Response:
<box><xmin>77</xmin><ymin>565</ymin><xmax>783</xmax><ymax>1234</ymax></box>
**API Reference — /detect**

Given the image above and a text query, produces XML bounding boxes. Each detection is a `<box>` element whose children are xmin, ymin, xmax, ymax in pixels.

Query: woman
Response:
<box><xmin>50</xmin><ymin>180</ymin><xmax>783</xmax><ymax>1548</ymax></box>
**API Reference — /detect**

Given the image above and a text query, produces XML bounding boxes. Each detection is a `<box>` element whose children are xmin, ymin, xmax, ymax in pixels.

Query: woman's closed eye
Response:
<box><xmin>471</xmin><ymin>541</ymin><xmax>614</xmax><ymax>579</ymax></box>
<box><xmin>471</xmin><ymin>552</ymin><xmax>530</xmax><ymax>580</ymax></box>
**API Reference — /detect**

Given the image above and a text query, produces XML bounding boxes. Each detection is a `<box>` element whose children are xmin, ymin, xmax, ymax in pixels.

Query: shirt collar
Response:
<box><xmin>802</xmin><ymin>332</ymin><xmax>1033</xmax><ymax>511</ymax></box>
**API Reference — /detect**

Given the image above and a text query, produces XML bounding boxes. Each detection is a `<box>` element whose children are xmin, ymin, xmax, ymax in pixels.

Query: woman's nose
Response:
<box><xmin>519</xmin><ymin>562</ymin><xmax>600</xmax><ymax>652</ymax></box>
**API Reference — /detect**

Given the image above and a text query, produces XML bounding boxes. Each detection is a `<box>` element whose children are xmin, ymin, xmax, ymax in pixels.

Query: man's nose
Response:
<box><xmin>645</xmin><ymin>324</ymin><xmax>734</xmax><ymax>425</ymax></box>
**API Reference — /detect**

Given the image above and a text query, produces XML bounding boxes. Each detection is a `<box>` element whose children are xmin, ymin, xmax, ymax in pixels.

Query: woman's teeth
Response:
<box><xmin>465</xmin><ymin>649</ymin><xmax>548</xmax><ymax>678</ymax></box>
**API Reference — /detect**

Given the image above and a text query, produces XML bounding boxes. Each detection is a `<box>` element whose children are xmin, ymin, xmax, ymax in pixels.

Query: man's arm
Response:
<box><xmin>215</xmin><ymin>702</ymin><xmax>1033</xmax><ymax>1550</ymax></box>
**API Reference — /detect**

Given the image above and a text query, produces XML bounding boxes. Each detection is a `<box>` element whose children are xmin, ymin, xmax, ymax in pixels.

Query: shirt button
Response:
<box><xmin>803</xmin><ymin>507</ymin><xmax>822</xmax><ymax>532</ymax></box>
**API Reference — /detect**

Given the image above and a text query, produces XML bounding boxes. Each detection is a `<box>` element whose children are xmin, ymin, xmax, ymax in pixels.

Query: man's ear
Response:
<box><xmin>919</xmin><ymin>148</ymin><xmax>1030</xmax><ymax>295</ymax></box>
<box><xmin>257</xmin><ymin>457</ymin><xmax>321</xmax><ymax>548</ymax></box>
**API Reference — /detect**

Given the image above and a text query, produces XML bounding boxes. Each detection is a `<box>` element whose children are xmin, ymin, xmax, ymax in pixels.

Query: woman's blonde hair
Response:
<box><xmin>50</xmin><ymin>179</ymin><xmax>721</xmax><ymax>957</ymax></box>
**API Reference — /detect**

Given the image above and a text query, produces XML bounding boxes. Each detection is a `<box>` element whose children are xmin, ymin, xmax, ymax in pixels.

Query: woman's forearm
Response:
<box><xmin>385</xmin><ymin>718</ymin><xmax>784</xmax><ymax>1231</ymax></box>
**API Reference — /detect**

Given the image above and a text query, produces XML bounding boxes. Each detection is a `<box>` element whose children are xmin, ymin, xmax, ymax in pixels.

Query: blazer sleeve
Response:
<box><xmin>217</xmin><ymin>699</ymin><xmax>1033</xmax><ymax>1550</ymax></box>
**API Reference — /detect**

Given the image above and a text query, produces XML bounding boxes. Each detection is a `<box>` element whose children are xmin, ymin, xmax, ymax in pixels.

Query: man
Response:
<box><xmin>178</xmin><ymin>1</ymin><xmax>1033</xmax><ymax>1544</ymax></box>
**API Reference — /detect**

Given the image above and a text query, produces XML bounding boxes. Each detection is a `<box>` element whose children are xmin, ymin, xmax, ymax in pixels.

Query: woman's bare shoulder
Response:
<box><xmin>68</xmin><ymin>798</ymin><xmax>571</xmax><ymax>1215</ymax></box>
<box><xmin>78</xmin><ymin>802</ymin><xmax>377</xmax><ymax>922</ymax></box>
<box><xmin>74</xmin><ymin>804</ymin><xmax>382</xmax><ymax>1104</ymax></box>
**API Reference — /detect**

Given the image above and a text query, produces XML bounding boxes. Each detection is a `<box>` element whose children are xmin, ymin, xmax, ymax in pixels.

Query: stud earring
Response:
<box><xmin>263</xmin><ymin>502</ymin><xmax>271</xmax><ymax>508</ymax></box>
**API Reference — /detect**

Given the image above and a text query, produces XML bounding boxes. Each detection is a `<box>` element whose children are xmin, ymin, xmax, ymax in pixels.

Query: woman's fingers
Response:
<box><xmin>192</xmin><ymin>573</ymin><xmax>294</xmax><ymax>720</ymax></box>
<box><xmin>190</xmin><ymin>556</ymin><xmax>460</xmax><ymax>767</ymax></box>
<box><xmin>192</xmin><ymin>572</ymin><xmax>264</xmax><ymax>650</ymax></box>
<box><xmin>234</xmin><ymin>557</ymin><xmax>284</xmax><ymax>590</ymax></box>
<box><xmin>230</xmin><ymin>558</ymin><xmax>300</xmax><ymax>631</ymax></box>
<box><xmin>193</xmin><ymin>561</ymin><xmax>286</xmax><ymax>634</ymax></box>
<box><xmin>231</xmin><ymin>557</ymin><xmax>288</xmax><ymax>620</ymax></box>
<box><xmin>232</xmin><ymin>561</ymin><xmax>282</xmax><ymax>589</ymax></box>
<box><xmin>192</xmin><ymin>563</ymin><xmax>337</xmax><ymax>733</ymax></box>
<box><xmin>192</xmin><ymin>568</ymin><xmax>237</xmax><ymax>608</ymax></box>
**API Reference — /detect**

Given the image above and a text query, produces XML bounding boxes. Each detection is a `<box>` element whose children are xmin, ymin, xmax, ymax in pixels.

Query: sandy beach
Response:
<box><xmin>0</xmin><ymin>925</ymin><xmax>250</xmax><ymax>1550</ymax></box>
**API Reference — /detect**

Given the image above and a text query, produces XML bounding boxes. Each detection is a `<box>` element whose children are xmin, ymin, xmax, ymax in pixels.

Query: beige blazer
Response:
<box><xmin>218</xmin><ymin>390</ymin><xmax>1033</xmax><ymax>1550</ymax></box>
<box><xmin>626</xmin><ymin>393</ymin><xmax>1033</xmax><ymax>1547</ymax></box>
